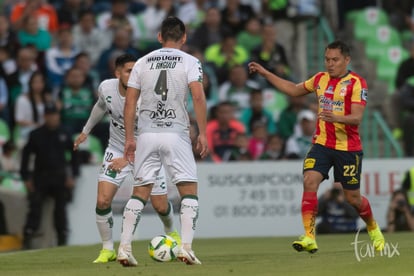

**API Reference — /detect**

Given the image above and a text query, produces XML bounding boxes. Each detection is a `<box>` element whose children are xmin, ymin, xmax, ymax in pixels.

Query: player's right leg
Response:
<box><xmin>93</xmin><ymin>181</ymin><xmax>118</xmax><ymax>263</ymax></box>
<box><xmin>150</xmin><ymin>168</ymin><xmax>181</xmax><ymax>244</ymax></box>
<box><xmin>118</xmin><ymin>185</ymin><xmax>152</xmax><ymax>267</ymax></box>
<box><xmin>293</xmin><ymin>145</ymin><xmax>330</xmax><ymax>253</ymax></box>
<box><xmin>94</xmin><ymin>147</ymin><xmax>130</xmax><ymax>263</ymax></box>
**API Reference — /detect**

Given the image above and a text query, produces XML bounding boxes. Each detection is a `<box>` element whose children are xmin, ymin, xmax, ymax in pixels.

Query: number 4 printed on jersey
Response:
<box><xmin>155</xmin><ymin>70</ymin><xmax>168</xmax><ymax>101</ymax></box>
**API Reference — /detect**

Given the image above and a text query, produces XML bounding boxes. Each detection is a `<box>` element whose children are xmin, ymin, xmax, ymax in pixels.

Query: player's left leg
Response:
<box><xmin>337</xmin><ymin>150</ymin><xmax>385</xmax><ymax>251</ymax></box>
<box><xmin>175</xmin><ymin>182</ymin><xmax>201</xmax><ymax>265</ymax></box>
<box><xmin>344</xmin><ymin>189</ymin><xmax>385</xmax><ymax>251</ymax></box>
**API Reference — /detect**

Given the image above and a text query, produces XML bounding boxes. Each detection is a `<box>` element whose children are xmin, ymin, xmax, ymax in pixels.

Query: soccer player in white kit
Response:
<box><xmin>122</xmin><ymin>17</ymin><xmax>208</xmax><ymax>265</ymax></box>
<box><xmin>73</xmin><ymin>54</ymin><xmax>180</xmax><ymax>265</ymax></box>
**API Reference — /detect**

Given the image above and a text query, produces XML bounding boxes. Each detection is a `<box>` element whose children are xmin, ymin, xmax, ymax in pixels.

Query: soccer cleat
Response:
<box><xmin>93</xmin><ymin>249</ymin><xmax>117</xmax><ymax>263</ymax></box>
<box><xmin>117</xmin><ymin>245</ymin><xmax>138</xmax><ymax>267</ymax></box>
<box><xmin>167</xmin><ymin>230</ymin><xmax>181</xmax><ymax>245</ymax></box>
<box><xmin>292</xmin><ymin>235</ymin><xmax>318</xmax><ymax>254</ymax></box>
<box><xmin>368</xmin><ymin>225</ymin><xmax>385</xmax><ymax>251</ymax></box>
<box><xmin>177</xmin><ymin>247</ymin><xmax>202</xmax><ymax>265</ymax></box>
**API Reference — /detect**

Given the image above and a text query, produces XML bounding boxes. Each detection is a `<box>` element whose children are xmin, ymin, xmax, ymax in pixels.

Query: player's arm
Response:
<box><xmin>189</xmin><ymin>81</ymin><xmax>209</xmax><ymax>159</ymax></box>
<box><xmin>319</xmin><ymin>103</ymin><xmax>365</xmax><ymax>126</ymax></box>
<box><xmin>248</xmin><ymin>62</ymin><xmax>309</xmax><ymax>97</ymax></box>
<box><xmin>124</xmin><ymin>86</ymin><xmax>140</xmax><ymax>163</ymax></box>
<box><xmin>73</xmin><ymin>96</ymin><xmax>107</xmax><ymax>150</ymax></box>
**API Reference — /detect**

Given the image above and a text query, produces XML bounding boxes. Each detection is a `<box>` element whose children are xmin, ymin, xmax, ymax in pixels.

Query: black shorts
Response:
<box><xmin>303</xmin><ymin>143</ymin><xmax>363</xmax><ymax>190</ymax></box>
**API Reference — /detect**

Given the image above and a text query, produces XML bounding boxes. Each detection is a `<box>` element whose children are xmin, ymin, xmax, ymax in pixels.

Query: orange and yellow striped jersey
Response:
<box><xmin>303</xmin><ymin>71</ymin><xmax>367</xmax><ymax>151</ymax></box>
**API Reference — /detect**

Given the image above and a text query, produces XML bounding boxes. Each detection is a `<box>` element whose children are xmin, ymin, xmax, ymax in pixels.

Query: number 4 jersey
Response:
<box><xmin>128</xmin><ymin>47</ymin><xmax>203</xmax><ymax>134</ymax></box>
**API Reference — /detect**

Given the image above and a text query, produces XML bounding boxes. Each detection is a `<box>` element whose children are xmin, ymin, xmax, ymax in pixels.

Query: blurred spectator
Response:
<box><xmin>0</xmin><ymin>46</ymin><xmax>17</xmax><ymax>76</ymax></box>
<box><xmin>220</xmin><ymin>0</ymin><xmax>255</xmax><ymax>33</ymax></box>
<box><xmin>258</xmin><ymin>133</ymin><xmax>285</xmax><ymax>160</ymax></box>
<box><xmin>276</xmin><ymin>95</ymin><xmax>308</xmax><ymax>140</ymax></box>
<box><xmin>226</xmin><ymin>133</ymin><xmax>252</xmax><ymax>161</ymax></box>
<box><xmin>177</xmin><ymin>0</ymin><xmax>207</xmax><ymax>34</ymax></box>
<box><xmin>188</xmin><ymin>6</ymin><xmax>227</xmax><ymax>52</ymax></box>
<box><xmin>240</xmin><ymin>89</ymin><xmax>276</xmax><ymax>135</ymax></box>
<box><xmin>247</xmin><ymin>122</ymin><xmax>268</xmax><ymax>160</ymax></box>
<box><xmin>58</xmin><ymin>67</ymin><xmax>94</xmax><ymax>134</ymax></box>
<box><xmin>0</xmin><ymin>74</ymin><xmax>9</xmax><ymax>124</ymax></box>
<box><xmin>72</xmin><ymin>52</ymin><xmax>100</xmax><ymax>95</ymax></box>
<box><xmin>390</xmin><ymin>79</ymin><xmax>414</xmax><ymax>156</ymax></box>
<box><xmin>285</xmin><ymin>109</ymin><xmax>316</xmax><ymax>159</ymax></box>
<box><xmin>0</xmin><ymin>200</ymin><xmax>7</xmax><ymax>235</ymax></box>
<box><xmin>14</xmin><ymin>71</ymin><xmax>51</xmax><ymax>149</ymax></box>
<box><xmin>317</xmin><ymin>182</ymin><xmax>359</xmax><ymax>234</ymax></box>
<box><xmin>134</xmin><ymin>0</ymin><xmax>176</xmax><ymax>53</ymax></box>
<box><xmin>96</xmin><ymin>0</ymin><xmax>138</xmax><ymax>42</ymax></box>
<box><xmin>250</xmin><ymin>22</ymin><xmax>291</xmax><ymax>87</ymax></box>
<box><xmin>56</xmin><ymin>0</ymin><xmax>86</xmax><ymax>27</ymax></box>
<box><xmin>96</xmin><ymin>27</ymin><xmax>140</xmax><ymax>81</ymax></box>
<box><xmin>45</xmin><ymin>25</ymin><xmax>80</xmax><ymax>95</ymax></box>
<box><xmin>5</xmin><ymin>46</ymin><xmax>38</xmax><ymax>129</ymax></box>
<box><xmin>0</xmin><ymin>140</ymin><xmax>19</xmax><ymax>173</ymax></box>
<box><xmin>236</xmin><ymin>16</ymin><xmax>263</xmax><ymax>54</ymax></box>
<box><xmin>395</xmin><ymin>42</ymin><xmax>414</xmax><ymax>91</ymax></box>
<box><xmin>218</xmin><ymin>64</ymin><xmax>258</xmax><ymax>116</ymax></box>
<box><xmin>204</xmin><ymin>30</ymin><xmax>249</xmax><ymax>84</ymax></box>
<box><xmin>387</xmin><ymin>189</ymin><xmax>414</xmax><ymax>232</ymax></box>
<box><xmin>0</xmin><ymin>13</ymin><xmax>19</xmax><ymax>57</ymax></box>
<box><xmin>401</xmin><ymin>166</ymin><xmax>414</xmax><ymax>208</ymax></box>
<box><xmin>206</xmin><ymin>101</ymin><xmax>246</xmax><ymax>162</ymax></box>
<box><xmin>387</xmin><ymin>42</ymin><xmax>414</xmax><ymax>147</ymax></box>
<box><xmin>20</xmin><ymin>102</ymin><xmax>79</xmax><ymax>249</ymax></box>
<box><xmin>262</xmin><ymin>0</ymin><xmax>313</xmax><ymax>81</ymax></box>
<box><xmin>9</xmin><ymin>0</ymin><xmax>59</xmax><ymax>34</ymax></box>
<box><xmin>186</xmin><ymin>47</ymin><xmax>219</xmax><ymax>115</ymax></box>
<box><xmin>72</xmin><ymin>9</ymin><xmax>110</xmax><ymax>67</ymax></box>
<box><xmin>17</xmin><ymin>15</ymin><xmax>52</xmax><ymax>52</ymax></box>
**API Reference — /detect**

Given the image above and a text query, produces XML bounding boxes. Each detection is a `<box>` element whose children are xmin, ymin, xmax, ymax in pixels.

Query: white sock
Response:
<box><xmin>119</xmin><ymin>197</ymin><xmax>144</xmax><ymax>246</ymax></box>
<box><xmin>96</xmin><ymin>208</ymin><xmax>114</xmax><ymax>250</ymax></box>
<box><xmin>158</xmin><ymin>201</ymin><xmax>174</xmax><ymax>233</ymax></box>
<box><xmin>180</xmin><ymin>197</ymin><xmax>199</xmax><ymax>250</ymax></box>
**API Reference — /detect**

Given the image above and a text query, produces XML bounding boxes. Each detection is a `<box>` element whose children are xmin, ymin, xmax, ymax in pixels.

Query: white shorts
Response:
<box><xmin>133</xmin><ymin>132</ymin><xmax>197</xmax><ymax>186</ymax></box>
<box><xmin>98</xmin><ymin>146</ymin><xmax>167</xmax><ymax>195</ymax></box>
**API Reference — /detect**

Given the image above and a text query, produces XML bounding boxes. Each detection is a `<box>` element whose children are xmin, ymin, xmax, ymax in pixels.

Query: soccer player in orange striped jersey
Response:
<box><xmin>248</xmin><ymin>40</ymin><xmax>385</xmax><ymax>253</ymax></box>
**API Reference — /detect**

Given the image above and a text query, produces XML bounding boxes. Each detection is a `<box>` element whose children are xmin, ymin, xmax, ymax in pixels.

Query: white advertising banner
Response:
<box><xmin>67</xmin><ymin>159</ymin><xmax>413</xmax><ymax>245</ymax></box>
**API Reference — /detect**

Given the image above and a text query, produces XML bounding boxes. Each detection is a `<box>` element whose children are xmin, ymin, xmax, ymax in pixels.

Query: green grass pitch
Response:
<box><xmin>0</xmin><ymin>232</ymin><xmax>412</xmax><ymax>276</ymax></box>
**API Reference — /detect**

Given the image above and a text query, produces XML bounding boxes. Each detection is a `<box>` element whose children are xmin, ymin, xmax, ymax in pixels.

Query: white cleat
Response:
<box><xmin>177</xmin><ymin>247</ymin><xmax>201</xmax><ymax>265</ymax></box>
<box><xmin>117</xmin><ymin>245</ymin><xmax>138</xmax><ymax>267</ymax></box>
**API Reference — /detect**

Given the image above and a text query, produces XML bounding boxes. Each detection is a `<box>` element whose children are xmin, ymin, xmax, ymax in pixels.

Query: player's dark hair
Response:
<box><xmin>325</xmin><ymin>40</ymin><xmax>351</xmax><ymax>57</ymax></box>
<box><xmin>115</xmin><ymin>53</ymin><xmax>137</xmax><ymax>68</ymax></box>
<box><xmin>160</xmin><ymin>16</ymin><xmax>186</xmax><ymax>42</ymax></box>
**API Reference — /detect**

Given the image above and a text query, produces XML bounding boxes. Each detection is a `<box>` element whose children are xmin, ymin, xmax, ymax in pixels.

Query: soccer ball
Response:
<box><xmin>148</xmin><ymin>235</ymin><xmax>178</xmax><ymax>262</ymax></box>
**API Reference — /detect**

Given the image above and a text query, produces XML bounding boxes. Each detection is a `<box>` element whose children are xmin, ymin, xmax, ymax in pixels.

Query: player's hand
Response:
<box><xmin>248</xmin><ymin>62</ymin><xmax>268</xmax><ymax>76</ymax></box>
<box><xmin>108</xmin><ymin>157</ymin><xmax>129</xmax><ymax>172</ymax></box>
<box><xmin>124</xmin><ymin>138</ymin><xmax>136</xmax><ymax>164</ymax></box>
<box><xmin>73</xmin><ymin>132</ymin><xmax>87</xmax><ymax>151</ymax></box>
<box><xmin>196</xmin><ymin>134</ymin><xmax>209</xmax><ymax>159</ymax></box>
<box><xmin>319</xmin><ymin>110</ymin><xmax>337</xmax><ymax>123</ymax></box>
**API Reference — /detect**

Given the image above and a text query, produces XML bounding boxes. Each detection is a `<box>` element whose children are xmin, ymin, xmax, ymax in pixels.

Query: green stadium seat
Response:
<box><xmin>353</xmin><ymin>7</ymin><xmax>389</xmax><ymax>42</ymax></box>
<box><xmin>0</xmin><ymin>119</ymin><xmax>10</xmax><ymax>146</ymax></box>
<box><xmin>376</xmin><ymin>46</ymin><xmax>409</xmax><ymax>94</ymax></box>
<box><xmin>364</xmin><ymin>25</ymin><xmax>402</xmax><ymax>61</ymax></box>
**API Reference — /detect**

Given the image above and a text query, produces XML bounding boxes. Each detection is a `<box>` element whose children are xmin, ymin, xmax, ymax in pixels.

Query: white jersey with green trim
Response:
<box><xmin>128</xmin><ymin>47</ymin><xmax>203</xmax><ymax>134</ymax></box>
<box><xmin>98</xmin><ymin>78</ymin><xmax>138</xmax><ymax>152</ymax></box>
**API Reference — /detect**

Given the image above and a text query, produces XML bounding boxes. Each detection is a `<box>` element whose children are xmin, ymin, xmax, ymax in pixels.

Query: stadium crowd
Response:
<box><xmin>0</xmin><ymin>0</ymin><xmax>328</xmax><ymax>168</ymax></box>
